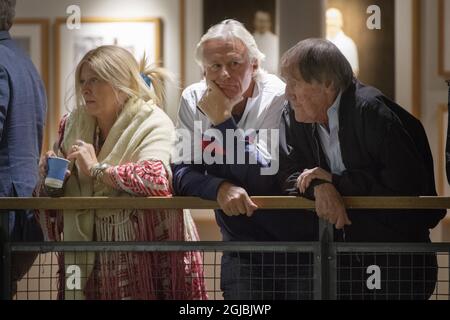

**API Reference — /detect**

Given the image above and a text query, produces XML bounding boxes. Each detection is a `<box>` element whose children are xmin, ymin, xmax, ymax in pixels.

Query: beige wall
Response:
<box><xmin>421</xmin><ymin>0</ymin><xmax>450</xmax><ymax>241</ymax></box>
<box><xmin>395</xmin><ymin>0</ymin><xmax>414</xmax><ymax>113</ymax></box>
<box><xmin>15</xmin><ymin>0</ymin><xmax>182</xmax><ymax>143</ymax></box>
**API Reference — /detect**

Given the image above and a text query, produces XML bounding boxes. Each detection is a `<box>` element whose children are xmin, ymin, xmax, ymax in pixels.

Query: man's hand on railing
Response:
<box><xmin>314</xmin><ymin>183</ymin><xmax>352</xmax><ymax>229</ymax></box>
<box><xmin>217</xmin><ymin>182</ymin><xmax>258</xmax><ymax>217</ymax></box>
<box><xmin>297</xmin><ymin>167</ymin><xmax>332</xmax><ymax>194</ymax></box>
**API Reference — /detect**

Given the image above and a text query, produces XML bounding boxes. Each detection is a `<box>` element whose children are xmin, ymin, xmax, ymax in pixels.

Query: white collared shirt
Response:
<box><xmin>317</xmin><ymin>91</ymin><xmax>347</xmax><ymax>174</ymax></box>
<box><xmin>176</xmin><ymin>73</ymin><xmax>286</xmax><ymax>163</ymax></box>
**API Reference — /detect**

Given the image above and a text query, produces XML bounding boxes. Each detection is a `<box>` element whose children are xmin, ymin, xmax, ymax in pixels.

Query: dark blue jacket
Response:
<box><xmin>0</xmin><ymin>31</ymin><xmax>47</xmax><ymax>198</ymax></box>
<box><xmin>173</xmin><ymin>117</ymin><xmax>317</xmax><ymax>242</ymax></box>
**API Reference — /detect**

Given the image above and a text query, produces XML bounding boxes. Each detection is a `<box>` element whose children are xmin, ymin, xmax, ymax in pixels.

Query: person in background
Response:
<box><xmin>0</xmin><ymin>0</ymin><xmax>46</xmax><ymax>296</ymax></box>
<box><xmin>326</xmin><ymin>8</ymin><xmax>359</xmax><ymax>76</ymax></box>
<box><xmin>37</xmin><ymin>45</ymin><xmax>206</xmax><ymax>300</ymax></box>
<box><xmin>253</xmin><ymin>10</ymin><xmax>279</xmax><ymax>74</ymax></box>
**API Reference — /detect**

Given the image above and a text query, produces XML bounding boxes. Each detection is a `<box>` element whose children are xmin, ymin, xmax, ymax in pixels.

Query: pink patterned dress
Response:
<box><xmin>38</xmin><ymin>116</ymin><xmax>207</xmax><ymax>300</ymax></box>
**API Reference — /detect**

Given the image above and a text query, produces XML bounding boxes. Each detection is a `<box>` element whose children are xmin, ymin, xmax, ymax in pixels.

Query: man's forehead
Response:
<box><xmin>203</xmin><ymin>38</ymin><xmax>247</xmax><ymax>56</ymax></box>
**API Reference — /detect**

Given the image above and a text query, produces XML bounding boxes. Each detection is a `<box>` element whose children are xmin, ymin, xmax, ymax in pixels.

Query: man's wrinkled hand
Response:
<box><xmin>313</xmin><ymin>183</ymin><xmax>351</xmax><ymax>229</ymax></box>
<box><xmin>297</xmin><ymin>167</ymin><xmax>332</xmax><ymax>194</ymax></box>
<box><xmin>217</xmin><ymin>182</ymin><xmax>258</xmax><ymax>217</ymax></box>
<box><xmin>197</xmin><ymin>80</ymin><xmax>243</xmax><ymax>125</ymax></box>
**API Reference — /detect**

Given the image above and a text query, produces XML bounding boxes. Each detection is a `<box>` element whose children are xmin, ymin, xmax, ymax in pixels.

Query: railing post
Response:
<box><xmin>328</xmin><ymin>229</ymin><xmax>337</xmax><ymax>300</ymax></box>
<box><xmin>314</xmin><ymin>219</ymin><xmax>336</xmax><ymax>300</ymax></box>
<box><xmin>0</xmin><ymin>211</ymin><xmax>12</xmax><ymax>300</ymax></box>
<box><xmin>313</xmin><ymin>234</ymin><xmax>322</xmax><ymax>300</ymax></box>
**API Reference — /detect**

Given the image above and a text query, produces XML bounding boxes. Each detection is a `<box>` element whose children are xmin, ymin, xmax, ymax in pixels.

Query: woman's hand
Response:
<box><xmin>39</xmin><ymin>150</ymin><xmax>57</xmax><ymax>178</ymax></box>
<box><xmin>66</xmin><ymin>140</ymin><xmax>98</xmax><ymax>177</ymax></box>
<box><xmin>39</xmin><ymin>150</ymin><xmax>71</xmax><ymax>196</ymax></box>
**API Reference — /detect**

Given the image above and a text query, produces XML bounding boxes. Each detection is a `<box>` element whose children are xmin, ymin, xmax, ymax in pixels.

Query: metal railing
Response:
<box><xmin>1</xmin><ymin>196</ymin><xmax>450</xmax><ymax>300</ymax></box>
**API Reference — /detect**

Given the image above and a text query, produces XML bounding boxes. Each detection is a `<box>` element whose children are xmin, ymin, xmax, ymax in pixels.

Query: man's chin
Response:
<box><xmin>294</xmin><ymin>113</ymin><xmax>311</xmax><ymax>123</ymax></box>
<box><xmin>223</xmin><ymin>91</ymin><xmax>239</xmax><ymax>100</ymax></box>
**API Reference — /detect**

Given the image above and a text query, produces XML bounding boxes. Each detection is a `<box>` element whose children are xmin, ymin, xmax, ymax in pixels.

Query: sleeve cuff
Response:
<box><xmin>332</xmin><ymin>174</ymin><xmax>341</xmax><ymax>187</ymax></box>
<box><xmin>303</xmin><ymin>178</ymin><xmax>331</xmax><ymax>200</ymax></box>
<box><xmin>200</xmin><ymin>176</ymin><xmax>227</xmax><ymax>200</ymax></box>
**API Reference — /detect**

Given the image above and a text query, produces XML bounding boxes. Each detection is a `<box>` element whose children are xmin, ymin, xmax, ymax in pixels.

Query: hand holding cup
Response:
<box><xmin>44</xmin><ymin>156</ymin><xmax>70</xmax><ymax>189</ymax></box>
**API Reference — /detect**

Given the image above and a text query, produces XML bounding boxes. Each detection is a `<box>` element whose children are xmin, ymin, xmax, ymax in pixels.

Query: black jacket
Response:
<box><xmin>279</xmin><ymin>80</ymin><xmax>445</xmax><ymax>242</ymax></box>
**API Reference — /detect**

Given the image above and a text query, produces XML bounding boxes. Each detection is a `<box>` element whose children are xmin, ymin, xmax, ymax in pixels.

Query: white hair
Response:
<box><xmin>195</xmin><ymin>19</ymin><xmax>266</xmax><ymax>78</ymax></box>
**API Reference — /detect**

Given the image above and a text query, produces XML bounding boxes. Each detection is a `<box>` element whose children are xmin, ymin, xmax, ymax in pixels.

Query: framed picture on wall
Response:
<box><xmin>9</xmin><ymin>18</ymin><xmax>50</xmax><ymax>151</ymax></box>
<box><xmin>326</xmin><ymin>0</ymin><xmax>395</xmax><ymax>100</ymax></box>
<box><xmin>439</xmin><ymin>0</ymin><xmax>450</xmax><ymax>78</ymax></box>
<box><xmin>203</xmin><ymin>0</ymin><xmax>279</xmax><ymax>74</ymax></box>
<box><xmin>53</xmin><ymin>17</ymin><xmax>162</xmax><ymax>125</ymax></box>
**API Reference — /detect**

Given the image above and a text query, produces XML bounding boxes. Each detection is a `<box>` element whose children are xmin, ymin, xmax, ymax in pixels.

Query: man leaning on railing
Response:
<box><xmin>172</xmin><ymin>19</ymin><xmax>315</xmax><ymax>300</ymax></box>
<box><xmin>278</xmin><ymin>38</ymin><xmax>446</xmax><ymax>299</ymax></box>
<box><xmin>0</xmin><ymin>0</ymin><xmax>46</xmax><ymax>296</ymax></box>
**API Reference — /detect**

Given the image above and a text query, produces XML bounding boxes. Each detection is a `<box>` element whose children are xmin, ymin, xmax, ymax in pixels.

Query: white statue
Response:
<box><xmin>326</xmin><ymin>8</ymin><xmax>359</xmax><ymax>76</ymax></box>
<box><xmin>253</xmin><ymin>10</ymin><xmax>279</xmax><ymax>74</ymax></box>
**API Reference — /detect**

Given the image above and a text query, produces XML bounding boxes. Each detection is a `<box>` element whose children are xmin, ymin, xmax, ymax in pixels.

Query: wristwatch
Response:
<box><xmin>90</xmin><ymin>162</ymin><xmax>111</xmax><ymax>181</ymax></box>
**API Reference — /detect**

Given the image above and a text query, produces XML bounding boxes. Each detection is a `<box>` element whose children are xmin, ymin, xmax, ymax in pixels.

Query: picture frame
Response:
<box><xmin>53</xmin><ymin>17</ymin><xmax>162</xmax><ymax>126</ymax></box>
<box><xmin>9</xmin><ymin>18</ymin><xmax>50</xmax><ymax>151</ymax></box>
<box><xmin>326</xmin><ymin>0</ymin><xmax>396</xmax><ymax>101</ymax></box>
<box><xmin>202</xmin><ymin>0</ymin><xmax>276</xmax><ymax>35</ymax></box>
<box><xmin>439</xmin><ymin>0</ymin><xmax>450</xmax><ymax>78</ymax></box>
<box><xmin>325</xmin><ymin>0</ymin><xmax>422</xmax><ymax>118</ymax></box>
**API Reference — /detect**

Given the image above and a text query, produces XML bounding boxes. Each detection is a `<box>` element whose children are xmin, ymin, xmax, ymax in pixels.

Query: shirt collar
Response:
<box><xmin>326</xmin><ymin>91</ymin><xmax>342</xmax><ymax>131</ymax></box>
<box><xmin>251</xmin><ymin>77</ymin><xmax>261</xmax><ymax>98</ymax></box>
<box><xmin>0</xmin><ymin>31</ymin><xmax>11</xmax><ymax>41</ymax></box>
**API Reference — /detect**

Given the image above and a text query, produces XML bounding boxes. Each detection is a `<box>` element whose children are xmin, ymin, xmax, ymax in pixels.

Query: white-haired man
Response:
<box><xmin>173</xmin><ymin>19</ymin><xmax>314</xmax><ymax>300</ymax></box>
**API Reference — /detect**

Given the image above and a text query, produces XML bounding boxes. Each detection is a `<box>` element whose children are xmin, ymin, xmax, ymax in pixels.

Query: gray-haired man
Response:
<box><xmin>278</xmin><ymin>38</ymin><xmax>445</xmax><ymax>299</ymax></box>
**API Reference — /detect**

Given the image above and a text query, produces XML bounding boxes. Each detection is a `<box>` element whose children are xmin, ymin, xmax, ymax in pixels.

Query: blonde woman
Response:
<box><xmin>37</xmin><ymin>45</ymin><xmax>206</xmax><ymax>300</ymax></box>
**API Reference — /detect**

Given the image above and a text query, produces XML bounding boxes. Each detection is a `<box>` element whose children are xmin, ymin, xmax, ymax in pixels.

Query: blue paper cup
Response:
<box><xmin>45</xmin><ymin>156</ymin><xmax>70</xmax><ymax>189</ymax></box>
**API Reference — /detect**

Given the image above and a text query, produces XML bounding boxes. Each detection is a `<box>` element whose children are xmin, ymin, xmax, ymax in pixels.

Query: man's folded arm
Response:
<box><xmin>172</xmin><ymin>163</ymin><xmax>226</xmax><ymax>200</ymax></box>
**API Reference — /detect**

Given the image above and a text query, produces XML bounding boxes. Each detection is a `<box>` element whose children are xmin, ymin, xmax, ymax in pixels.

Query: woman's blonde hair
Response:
<box><xmin>74</xmin><ymin>45</ymin><xmax>167</xmax><ymax>108</ymax></box>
